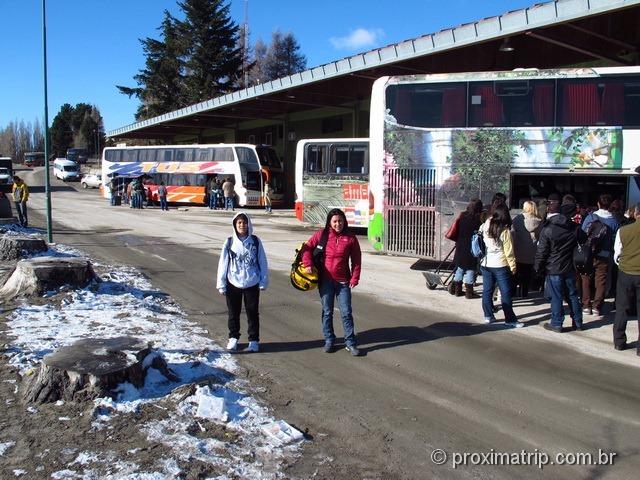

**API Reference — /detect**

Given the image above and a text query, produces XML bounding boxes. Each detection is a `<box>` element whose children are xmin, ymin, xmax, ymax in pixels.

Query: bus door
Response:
<box><xmin>510</xmin><ymin>173</ymin><xmax>631</xmax><ymax>211</ymax></box>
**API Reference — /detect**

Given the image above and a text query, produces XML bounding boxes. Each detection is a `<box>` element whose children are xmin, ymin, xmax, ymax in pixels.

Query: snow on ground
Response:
<box><xmin>1</xmin><ymin>230</ymin><xmax>304</xmax><ymax>478</ymax></box>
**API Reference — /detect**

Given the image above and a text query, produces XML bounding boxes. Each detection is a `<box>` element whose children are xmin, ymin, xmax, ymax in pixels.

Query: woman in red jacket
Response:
<box><xmin>303</xmin><ymin>208</ymin><xmax>362</xmax><ymax>356</ymax></box>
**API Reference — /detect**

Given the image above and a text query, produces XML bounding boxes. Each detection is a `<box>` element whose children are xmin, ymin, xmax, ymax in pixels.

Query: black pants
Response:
<box><xmin>226</xmin><ymin>283</ymin><xmax>260</xmax><ymax>341</ymax></box>
<box><xmin>515</xmin><ymin>262</ymin><xmax>533</xmax><ymax>297</ymax></box>
<box><xmin>613</xmin><ymin>270</ymin><xmax>640</xmax><ymax>350</ymax></box>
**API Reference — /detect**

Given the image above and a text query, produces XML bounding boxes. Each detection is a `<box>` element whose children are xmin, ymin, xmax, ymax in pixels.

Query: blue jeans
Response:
<box><xmin>225</xmin><ymin>197</ymin><xmax>234</xmax><ymax>210</ymax></box>
<box><xmin>319</xmin><ymin>279</ymin><xmax>356</xmax><ymax>346</ymax></box>
<box><xmin>14</xmin><ymin>201</ymin><xmax>27</xmax><ymax>226</ymax></box>
<box><xmin>160</xmin><ymin>196</ymin><xmax>168</xmax><ymax>211</ymax></box>
<box><xmin>546</xmin><ymin>273</ymin><xmax>582</xmax><ymax>328</ymax></box>
<box><xmin>481</xmin><ymin>266</ymin><xmax>517</xmax><ymax>322</ymax></box>
<box><xmin>454</xmin><ymin>267</ymin><xmax>475</xmax><ymax>284</ymax></box>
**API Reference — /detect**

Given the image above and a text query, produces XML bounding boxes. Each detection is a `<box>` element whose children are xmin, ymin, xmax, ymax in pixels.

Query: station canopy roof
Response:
<box><xmin>109</xmin><ymin>0</ymin><xmax>640</xmax><ymax>140</ymax></box>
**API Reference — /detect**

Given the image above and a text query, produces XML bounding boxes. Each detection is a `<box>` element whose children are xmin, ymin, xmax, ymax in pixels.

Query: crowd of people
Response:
<box><xmin>450</xmin><ymin>192</ymin><xmax>639</xmax><ymax>354</ymax></box>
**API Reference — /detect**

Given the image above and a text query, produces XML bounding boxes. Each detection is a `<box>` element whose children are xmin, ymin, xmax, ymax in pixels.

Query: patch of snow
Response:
<box><xmin>0</xmin><ymin>441</ymin><xmax>15</xmax><ymax>456</ymax></box>
<box><xmin>51</xmin><ymin>470</ymin><xmax>81</xmax><ymax>479</ymax></box>
<box><xmin>58</xmin><ymin>416</ymin><xmax>71</xmax><ymax>421</ymax></box>
<box><xmin>12</xmin><ymin>469</ymin><xmax>26</xmax><ymax>476</ymax></box>
<box><xmin>262</xmin><ymin>420</ymin><xmax>305</xmax><ymax>446</ymax></box>
<box><xmin>26</xmin><ymin>406</ymin><xmax>37</xmax><ymax>414</ymax></box>
<box><xmin>4</xmin><ymin>245</ymin><xmax>303</xmax><ymax>478</ymax></box>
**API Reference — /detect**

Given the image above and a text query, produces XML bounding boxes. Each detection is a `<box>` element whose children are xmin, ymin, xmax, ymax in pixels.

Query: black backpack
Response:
<box><xmin>573</xmin><ymin>240</ymin><xmax>594</xmax><ymax>274</ymax></box>
<box><xmin>585</xmin><ymin>214</ymin><xmax>610</xmax><ymax>254</ymax></box>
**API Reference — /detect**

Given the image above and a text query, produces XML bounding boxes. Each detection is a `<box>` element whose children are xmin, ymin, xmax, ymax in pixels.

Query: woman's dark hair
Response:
<box><xmin>465</xmin><ymin>199</ymin><xmax>483</xmax><ymax>219</ymax></box>
<box><xmin>324</xmin><ymin>208</ymin><xmax>349</xmax><ymax>233</ymax></box>
<box><xmin>233</xmin><ymin>213</ymin><xmax>249</xmax><ymax>235</ymax></box>
<box><xmin>488</xmin><ymin>204</ymin><xmax>512</xmax><ymax>240</ymax></box>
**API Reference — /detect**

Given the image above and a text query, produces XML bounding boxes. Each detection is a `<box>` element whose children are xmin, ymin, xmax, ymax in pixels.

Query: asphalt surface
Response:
<box><xmin>12</xmin><ymin>165</ymin><xmax>640</xmax><ymax>479</ymax></box>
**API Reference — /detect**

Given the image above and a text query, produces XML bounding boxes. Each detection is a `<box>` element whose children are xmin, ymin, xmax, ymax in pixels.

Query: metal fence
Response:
<box><xmin>383</xmin><ymin>167</ymin><xmax>438</xmax><ymax>258</ymax></box>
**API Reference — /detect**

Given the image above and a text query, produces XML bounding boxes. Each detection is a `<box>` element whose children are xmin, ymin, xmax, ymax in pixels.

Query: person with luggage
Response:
<box><xmin>534</xmin><ymin>199</ymin><xmax>585</xmax><ymax>332</ymax></box>
<box><xmin>450</xmin><ymin>199</ymin><xmax>483</xmax><ymax>299</ymax></box>
<box><xmin>511</xmin><ymin>200</ymin><xmax>542</xmax><ymax>298</ymax></box>
<box><xmin>216</xmin><ymin>213</ymin><xmax>269</xmax><ymax>353</ymax></box>
<box><xmin>580</xmin><ymin>194</ymin><xmax>620</xmax><ymax>316</ymax></box>
<box><xmin>479</xmin><ymin>204</ymin><xmax>522</xmax><ymax>327</ymax></box>
<box><xmin>302</xmin><ymin>208</ymin><xmax>363</xmax><ymax>355</ymax></box>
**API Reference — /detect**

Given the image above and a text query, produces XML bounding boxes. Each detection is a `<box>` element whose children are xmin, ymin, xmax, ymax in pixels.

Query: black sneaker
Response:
<box><xmin>614</xmin><ymin>343</ymin><xmax>627</xmax><ymax>351</ymax></box>
<box><xmin>345</xmin><ymin>345</ymin><xmax>362</xmax><ymax>356</ymax></box>
<box><xmin>543</xmin><ymin>323</ymin><xmax>563</xmax><ymax>333</ymax></box>
<box><xmin>323</xmin><ymin>342</ymin><xmax>335</xmax><ymax>353</ymax></box>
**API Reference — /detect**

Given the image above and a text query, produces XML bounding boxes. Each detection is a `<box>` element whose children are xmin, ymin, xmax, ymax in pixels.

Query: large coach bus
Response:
<box><xmin>367</xmin><ymin>67</ymin><xmax>640</xmax><ymax>260</ymax></box>
<box><xmin>101</xmin><ymin>144</ymin><xmax>265</xmax><ymax>206</ymax></box>
<box><xmin>256</xmin><ymin>145</ymin><xmax>285</xmax><ymax>207</ymax></box>
<box><xmin>295</xmin><ymin>138</ymin><xmax>370</xmax><ymax>226</ymax></box>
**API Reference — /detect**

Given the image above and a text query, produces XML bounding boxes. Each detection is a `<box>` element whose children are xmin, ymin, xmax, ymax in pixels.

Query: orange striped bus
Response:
<box><xmin>101</xmin><ymin>144</ymin><xmax>267</xmax><ymax>207</ymax></box>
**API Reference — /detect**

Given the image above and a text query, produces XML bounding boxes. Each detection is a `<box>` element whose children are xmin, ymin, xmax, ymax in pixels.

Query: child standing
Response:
<box><xmin>216</xmin><ymin>213</ymin><xmax>269</xmax><ymax>352</ymax></box>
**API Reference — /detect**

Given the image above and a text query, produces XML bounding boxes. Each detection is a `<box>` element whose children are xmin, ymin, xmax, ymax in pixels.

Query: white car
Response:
<box><xmin>81</xmin><ymin>173</ymin><xmax>102</xmax><ymax>189</ymax></box>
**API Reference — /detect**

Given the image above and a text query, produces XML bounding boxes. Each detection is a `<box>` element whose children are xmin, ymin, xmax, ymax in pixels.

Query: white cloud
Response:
<box><xmin>330</xmin><ymin>28</ymin><xmax>385</xmax><ymax>50</ymax></box>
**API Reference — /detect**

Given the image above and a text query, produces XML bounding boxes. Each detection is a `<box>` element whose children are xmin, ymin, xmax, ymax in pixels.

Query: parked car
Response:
<box><xmin>81</xmin><ymin>172</ymin><xmax>102</xmax><ymax>189</ymax></box>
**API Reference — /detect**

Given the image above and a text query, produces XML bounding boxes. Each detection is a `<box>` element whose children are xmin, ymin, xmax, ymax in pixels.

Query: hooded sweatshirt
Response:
<box><xmin>216</xmin><ymin>212</ymin><xmax>269</xmax><ymax>291</ymax></box>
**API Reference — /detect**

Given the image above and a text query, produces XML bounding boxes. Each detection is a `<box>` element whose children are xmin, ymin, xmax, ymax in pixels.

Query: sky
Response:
<box><xmin>0</xmin><ymin>0</ymin><xmax>538</xmax><ymax>133</ymax></box>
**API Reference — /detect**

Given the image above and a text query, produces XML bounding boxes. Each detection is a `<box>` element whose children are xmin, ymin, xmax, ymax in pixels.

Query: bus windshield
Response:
<box><xmin>295</xmin><ymin>139</ymin><xmax>370</xmax><ymax>226</ymax></box>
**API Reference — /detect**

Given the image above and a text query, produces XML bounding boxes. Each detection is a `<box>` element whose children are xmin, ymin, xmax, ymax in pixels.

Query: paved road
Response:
<box><xmin>15</xmin><ymin>166</ymin><xmax>640</xmax><ymax>479</ymax></box>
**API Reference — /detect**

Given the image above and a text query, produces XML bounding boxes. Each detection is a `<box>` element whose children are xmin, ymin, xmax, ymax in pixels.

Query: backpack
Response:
<box><xmin>290</xmin><ymin>230</ymin><xmax>329</xmax><ymax>291</ymax></box>
<box><xmin>470</xmin><ymin>230</ymin><xmax>486</xmax><ymax>259</ymax></box>
<box><xmin>585</xmin><ymin>214</ymin><xmax>610</xmax><ymax>254</ymax></box>
<box><xmin>573</xmin><ymin>241</ymin><xmax>594</xmax><ymax>274</ymax></box>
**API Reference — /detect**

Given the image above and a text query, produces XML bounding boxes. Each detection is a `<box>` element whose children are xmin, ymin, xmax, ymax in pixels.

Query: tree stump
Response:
<box><xmin>0</xmin><ymin>256</ymin><xmax>97</xmax><ymax>300</ymax></box>
<box><xmin>0</xmin><ymin>234</ymin><xmax>48</xmax><ymax>261</ymax></box>
<box><xmin>23</xmin><ymin>337</ymin><xmax>179</xmax><ymax>404</ymax></box>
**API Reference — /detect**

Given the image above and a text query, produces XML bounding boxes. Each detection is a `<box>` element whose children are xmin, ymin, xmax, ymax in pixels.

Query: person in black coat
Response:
<box><xmin>451</xmin><ymin>199</ymin><xmax>483</xmax><ymax>298</ymax></box>
<box><xmin>534</xmin><ymin>201</ymin><xmax>587</xmax><ymax>332</ymax></box>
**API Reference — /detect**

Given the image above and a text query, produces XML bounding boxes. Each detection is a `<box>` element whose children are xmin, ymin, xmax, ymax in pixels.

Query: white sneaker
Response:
<box><xmin>505</xmin><ymin>321</ymin><xmax>524</xmax><ymax>328</ymax></box>
<box><xmin>245</xmin><ymin>341</ymin><xmax>259</xmax><ymax>353</ymax></box>
<box><xmin>226</xmin><ymin>338</ymin><xmax>238</xmax><ymax>351</ymax></box>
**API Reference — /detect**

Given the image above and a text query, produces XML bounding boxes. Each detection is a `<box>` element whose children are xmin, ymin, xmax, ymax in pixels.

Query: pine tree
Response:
<box><xmin>177</xmin><ymin>0</ymin><xmax>243</xmax><ymax>103</ymax></box>
<box><xmin>50</xmin><ymin>104</ymin><xmax>74</xmax><ymax>157</ymax></box>
<box><xmin>117</xmin><ymin>11</ymin><xmax>185</xmax><ymax>120</ymax></box>
<box><xmin>264</xmin><ymin>30</ymin><xmax>307</xmax><ymax>81</ymax></box>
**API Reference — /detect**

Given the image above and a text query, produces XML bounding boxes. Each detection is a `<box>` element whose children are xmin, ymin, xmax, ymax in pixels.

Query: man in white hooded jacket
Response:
<box><xmin>216</xmin><ymin>213</ymin><xmax>269</xmax><ymax>352</ymax></box>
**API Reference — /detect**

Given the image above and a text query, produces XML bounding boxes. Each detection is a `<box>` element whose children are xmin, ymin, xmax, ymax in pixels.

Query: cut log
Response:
<box><xmin>23</xmin><ymin>337</ymin><xmax>178</xmax><ymax>404</ymax></box>
<box><xmin>0</xmin><ymin>234</ymin><xmax>48</xmax><ymax>261</ymax></box>
<box><xmin>0</xmin><ymin>256</ymin><xmax>97</xmax><ymax>300</ymax></box>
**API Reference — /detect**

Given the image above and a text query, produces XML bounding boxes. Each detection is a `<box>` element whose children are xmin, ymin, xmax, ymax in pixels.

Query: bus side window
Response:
<box><xmin>331</xmin><ymin>145</ymin><xmax>350</xmax><ymax>174</ymax></box>
<box><xmin>162</xmin><ymin>150</ymin><xmax>173</xmax><ymax>162</ymax></box>
<box><xmin>305</xmin><ymin>145</ymin><xmax>324</xmax><ymax>174</ymax></box>
<box><xmin>350</xmin><ymin>146</ymin><xmax>367</xmax><ymax>174</ymax></box>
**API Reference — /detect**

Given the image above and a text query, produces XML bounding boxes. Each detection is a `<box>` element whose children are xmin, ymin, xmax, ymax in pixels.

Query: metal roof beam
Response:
<box><xmin>565</xmin><ymin>24</ymin><xmax>638</xmax><ymax>52</ymax></box>
<box><xmin>260</xmin><ymin>97</ymin><xmax>353</xmax><ymax>110</ymax></box>
<box><xmin>525</xmin><ymin>31</ymin><xmax>632</xmax><ymax>66</ymax></box>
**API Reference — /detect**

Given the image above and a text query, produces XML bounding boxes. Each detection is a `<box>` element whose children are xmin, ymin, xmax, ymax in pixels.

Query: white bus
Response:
<box><xmin>101</xmin><ymin>143</ymin><xmax>266</xmax><ymax>207</ymax></box>
<box><xmin>295</xmin><ymin>138</ymin><xmax>370</xmax><ymax>226</ymax></box>
<box><xmin>368</xmin><ymin>67</ymin><xmax>640</xmax><ymax>260</ymax></box>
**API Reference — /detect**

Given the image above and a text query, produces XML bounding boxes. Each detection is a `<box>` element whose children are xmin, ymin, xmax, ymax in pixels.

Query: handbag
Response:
<box><xmin>445</xmin><ymin>214</ymin><xmax>461</xmax><ymax>242</ymax></box>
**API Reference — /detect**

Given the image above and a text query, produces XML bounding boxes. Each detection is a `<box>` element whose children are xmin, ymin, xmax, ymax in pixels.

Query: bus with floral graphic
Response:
<box><xmin>101</xmin><ymin>144</ymin><xmax>264</xmax><ymax>207</ymax></box>
<box><xmin>368</xmin><ymin>67</ymin><xmax>640</xmax><ymax>259</ymax></box>
<box><xmin>295</xmin><ymin>138</ymin><xmax>370</xmax><ymax>226</ymax></box>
